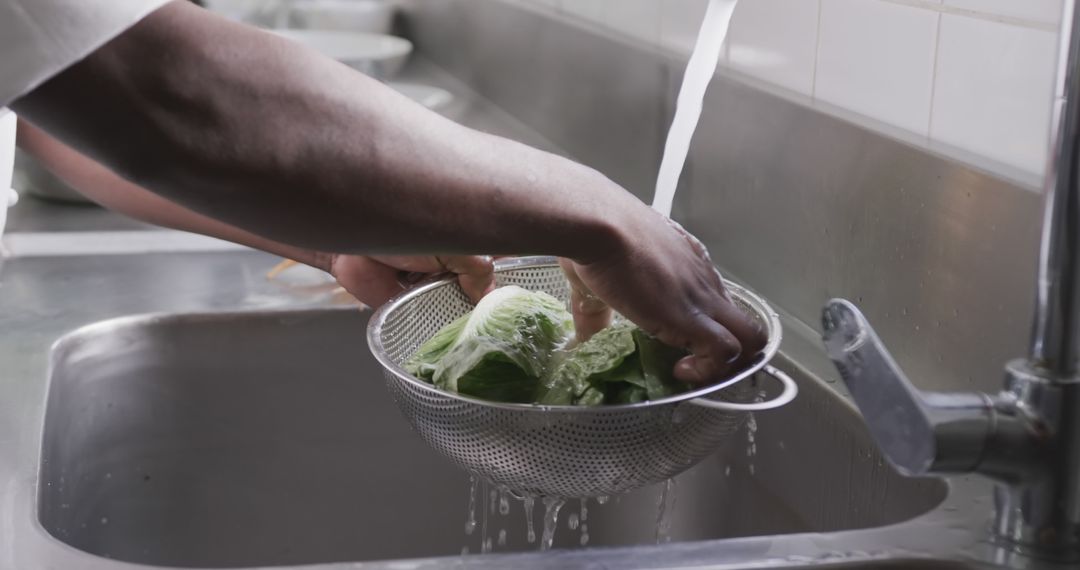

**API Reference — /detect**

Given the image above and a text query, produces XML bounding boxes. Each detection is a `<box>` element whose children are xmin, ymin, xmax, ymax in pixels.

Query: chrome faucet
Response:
<box><xmin>822</xmin><ymin>0</ymin><xmax>1080</xmax><ymax>561</ymax></box>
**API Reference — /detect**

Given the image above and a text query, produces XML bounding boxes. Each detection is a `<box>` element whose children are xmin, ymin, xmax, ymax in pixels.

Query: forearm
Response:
<box><xmin>12</xmin><ymin>1</ymin><xmax>636</xmax><ymax>261</ymax></box>
<box><xmin>16</xmin><ymin>120</ymin><xmax>329</xmax><ymax>271</ymax></box>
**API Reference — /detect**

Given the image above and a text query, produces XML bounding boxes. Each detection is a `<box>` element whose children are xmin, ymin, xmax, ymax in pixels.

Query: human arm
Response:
<box><xmin>12</xmin><ymin>1</ymin><xmax>765</xmax><ymax>381</ymax></box>
<box><xmin>16</xmin><ymin>119</ymin><xmax>494</xmax><ymax>306</ymax></box>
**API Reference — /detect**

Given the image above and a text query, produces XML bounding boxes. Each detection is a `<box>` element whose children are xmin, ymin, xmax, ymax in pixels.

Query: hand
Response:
<box><xmin>563</xmin><ymin>210</ymin><xmax>767</xmax><ymax>384</ymax></box>
<box><xmin>329</xmin><ymin>254</ymin><xmax>496</xmax><ymax>308</ymax></box>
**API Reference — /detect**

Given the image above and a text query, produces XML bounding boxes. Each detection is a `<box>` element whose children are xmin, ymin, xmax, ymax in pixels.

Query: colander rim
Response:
<box><xmin>366</xmin><ymin>256</ymin><xmax>783</xmax><ymax>412</ymax></box>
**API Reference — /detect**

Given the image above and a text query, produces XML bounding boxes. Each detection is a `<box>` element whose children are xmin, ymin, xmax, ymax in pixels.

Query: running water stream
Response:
<box><xmin>459</xmin><ymin>0</ymin><xmax>743</xmax><ymax>555</ymax></box>
<box><xmin>652</xmin><ymin>0</ymin><xmax>740</xmax><ymax>217</ymax></box>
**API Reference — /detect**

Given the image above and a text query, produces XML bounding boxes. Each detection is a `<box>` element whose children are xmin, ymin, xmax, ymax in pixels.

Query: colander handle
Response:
<box><xmin>687</xmin><ymin>365</ymin><xmax>798</xmax><ymax>411</ymax></box>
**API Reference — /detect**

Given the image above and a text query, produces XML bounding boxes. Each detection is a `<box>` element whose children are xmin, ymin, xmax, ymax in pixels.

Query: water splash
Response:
<box><xmin>576</xmin><ymin>498</ymin><xmax>589</xmax><ymax>545</ymax></box>
<box><xmin>524</xmin><ymin>496</ymin><xmax>537</xmax><ymax>543</ymax></box>
<box><xmin>481</xmin><ymin>483</ymin><xmax>492</xmax><ymax>552</ymax></box>
<box><xmin>567</xmin><ymin>513</ymin><xmax>580</xmax><ymax>530</ymax></box>
<box><xmin>746</xmin><ymin>391</ymin><xmax>765</xmax><ymax>475</ymax></box>
<box><xmin>655</xmin><ymin>479</ymin><xmax>677</xmax><ymax>544</ymax></box>
<box><xmin>540</xmin><ymin>497</ymin><xmax>566</xmax><ymax>551</ymax></box>
<box><xmin>652</xmin><ymin>0</ymin><xmax>740</xmax><ymax>217</ymax></box>
<box><xmin>596</xmin><ymin>495</ymin><xmax>610</xmax><ymax>505</ymax></box>
<box><xmin>464</xmin><ymin>475</ymin><xmax>479</xmax><ymax>535</ymax></box>
<box><xmin>498</xmin><ymin>490</ymin><xmax>510</xmax><ymax>516</ymax></box>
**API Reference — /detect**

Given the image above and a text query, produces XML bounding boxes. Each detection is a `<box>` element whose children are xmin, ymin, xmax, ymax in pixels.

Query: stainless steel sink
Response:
<box><xmin>38</xmin><ymin>307</ymin><xmax>946</xmax><ymax>568</ymax></box>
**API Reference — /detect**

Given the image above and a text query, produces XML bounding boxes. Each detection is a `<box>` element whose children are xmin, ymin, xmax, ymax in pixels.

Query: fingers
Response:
<box><xmin>710</xmin><ymin>297</ymin><xmax>768</xmax><ymax>361</ymax></box>
<box><xmin>438</xmin><ymin>255</ymin><xmax>496</xmax><ymax>304</ymax></box>
<box><xmin>372</xmin><ymin>254</ymin><xmax>496</xmax><ymax>304</ymax></box>
<box><xmin>570</xmin><ymin>287</ymin><xmax>612</xmax><ymax>341</ymax></box>
<box><xmin>666</xmin><ymin>314</ymin><xmax>744</xmax><ymax>383</ymax></box>
<box><xmin>559</xmin><ymin>258</ymin><xmax>612</xmax><ymax>342</ymax></box>
<box><xmin>335</xmin><ymin>257</ymin><xmax>407</xmax><ymax>308</ymax></box>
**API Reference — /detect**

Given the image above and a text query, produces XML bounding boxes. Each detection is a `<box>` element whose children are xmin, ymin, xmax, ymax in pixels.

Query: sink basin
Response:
<box><xmin>38</xmin><ymin>308</ymin><xmax>946</xmax><ymax>568</ymax></box>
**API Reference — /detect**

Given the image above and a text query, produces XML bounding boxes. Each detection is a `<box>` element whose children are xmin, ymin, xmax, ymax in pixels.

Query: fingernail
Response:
<box><xmin>676</xmin><ymin>360</ymin><xmax>704</xmax><ymax>382</ymax></box>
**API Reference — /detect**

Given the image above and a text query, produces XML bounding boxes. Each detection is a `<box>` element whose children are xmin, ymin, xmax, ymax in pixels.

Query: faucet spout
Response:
<box><xmin>823</xmin><ymin>300</ymin><xmax>1045</xmax><ymax>480</ymax></box>
<box><xmin>823</xmin><ymin>301</ymin><xmax>1067</xmax><ymax>556</ymax></box>
<box><xmin>822</xmin><ymin>0</ymin><xmax>1080</xmax><ymax>561</ymax></box>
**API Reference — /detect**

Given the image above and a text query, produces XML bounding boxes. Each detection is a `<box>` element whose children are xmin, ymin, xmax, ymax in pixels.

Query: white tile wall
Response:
<box><xmin>514</xmin><ymin>0</ymin><xmax>1062</xmax><ymax>179</ymax></box>
<box><xmin>816</xmin><ymin>0</ymin><xmax>939</xmax><ymax>135</ymax></box>
<box><xmin>931</xmin><ymin>14</ymin><xmax>1057</xmax><ymax>174</ymax></box>
<box><xmin>726</xmin><ymin>0</ymin><xmax>819</xmax><ymax>95</ymax></box>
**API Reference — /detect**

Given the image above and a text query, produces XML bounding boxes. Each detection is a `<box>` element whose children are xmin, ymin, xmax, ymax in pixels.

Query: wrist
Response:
<box><xmin>311</xmin><ymin>251</ymin><xmax>337</xmax><ymax>275</ymax></box>
<box><xmin>567</xmin><ymin>173</ymin><xmax>642</xmax><ymax>266</ymax></box>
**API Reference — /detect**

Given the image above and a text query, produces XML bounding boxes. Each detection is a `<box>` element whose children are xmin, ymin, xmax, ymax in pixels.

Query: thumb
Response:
<box><xmin>559</xmin><ymin>258</ymin><xmax>611</xmax><ymax>342</ymax></box>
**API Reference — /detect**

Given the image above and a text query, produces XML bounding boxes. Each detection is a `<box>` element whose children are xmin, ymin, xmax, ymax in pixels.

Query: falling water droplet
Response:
<box><xmin>498</xmin><ymin>529</ymin><xmax>507</xmax><ymax>546</ymax></box>
<box><xmin>524</xmin><ymin>496</ymin><xmax>536</xmax><ymax>543</ymax></box>
<box><xmin>499</xmin><ymin>491</ymin><xmax>510</xmax><ymax>516</ymax></box>
<box><xmin>596</xmin><ymin>496</ymin><xmax>610</xmax><ymax>505</ymax></box>
<box><xmin>480</xmin><ymin>481</ymin><xmax>491</xmax><ymax>552</ymax></box>
<box><xmin>580</xmin><ymin>498</ymin><xmax>588</xmax><ymax>523</ymax></box>
<box><xmin>580</xmin><ymin>523</ymin><xmax>590</xmax><ymax>546</ymax></box>
<box><xmin>464</xmin><ymin>476</ymin><xmax>479</xmax><ymax>535</ymax></box>
<box><xmin>655</xmin><ymin>479</ymin><xmax>677</xmax><ymax>544</ymax></box>
<box><xmin>568</xmin><ymin>513</ymin><xmax>580</xmax><ymax>530</ymax></box>
<box><xmin>540</xmin><ymin>497</ymin><xmax>565</xmax><ymax>551</ymax></box>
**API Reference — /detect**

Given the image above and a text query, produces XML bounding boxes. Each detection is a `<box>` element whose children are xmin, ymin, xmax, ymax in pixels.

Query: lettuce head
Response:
<box><xmin>404</xmin><ymin>286</ymin><xmax>573</xmax><ymax>403</ymax></box>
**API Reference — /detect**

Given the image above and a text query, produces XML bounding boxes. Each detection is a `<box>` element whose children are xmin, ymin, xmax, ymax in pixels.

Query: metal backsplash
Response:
<box><xmin>400</xmin><ymin>0</ymin><xmax>1044</xmax><ymax>394</ymax></box>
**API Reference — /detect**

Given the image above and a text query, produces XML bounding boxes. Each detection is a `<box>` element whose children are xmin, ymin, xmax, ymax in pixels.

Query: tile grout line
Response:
<box><xmin>877</xmin><ymin>0</ymin><xmax>1059</xmax><ymax>32</ymax></box>
<box><xmin>926</xmin><ymin>10</ymin><xmax>943</xmax><ymax>138</ymax></box>
<box><xmin>810</xmin><ymin>0</ymin><xmax>825</xmax><ymax>100</ymax></box>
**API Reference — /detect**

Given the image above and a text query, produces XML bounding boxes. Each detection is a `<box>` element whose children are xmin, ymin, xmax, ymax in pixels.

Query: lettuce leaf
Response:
<box><xmin>537</xmin><ymin>322</ymin><xmax>638</xmax><ymax>405</ymax></box>
<box><xmin>404</xmin><ymin>285</ymin><xmax>691</xmax><ymax>406</ymax></box>
<box><xmin>634</xmin><ymin>329</ymin><xmax>691</xmax><ymax>400</ymax></box>
<box><xmin>403</xmin><ymin>286</ymin><xmax>573</xmax><ymax>403</ymax></box>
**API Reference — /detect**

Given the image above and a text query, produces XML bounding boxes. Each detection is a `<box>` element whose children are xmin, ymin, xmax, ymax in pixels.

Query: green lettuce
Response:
<box><xmin>538</xmin><ymin>322</ymin><xmax>690</xmax><ymax>406</ymax></box>
<box><xmin>404</xmin><ymin>286</ymin><xmax>691</xmax><ymax>406</ymax></box>
<box><xmin>404</xmin><ymin>286</ymin><xmax>573</xmax><ymax>403</ymax></box>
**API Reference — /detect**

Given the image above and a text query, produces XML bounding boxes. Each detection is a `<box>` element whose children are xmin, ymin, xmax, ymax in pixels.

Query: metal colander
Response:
<box><xmin>367</xmin><ymin>257</ymin><xmax>797</xmax><ymax>498</ymax></box>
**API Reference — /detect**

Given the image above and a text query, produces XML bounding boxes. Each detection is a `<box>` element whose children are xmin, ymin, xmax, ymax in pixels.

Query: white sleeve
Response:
<box><xmin>0</xmin><ymin>0</ymin><xmax>172</xmax><ymax>107</ymax></box>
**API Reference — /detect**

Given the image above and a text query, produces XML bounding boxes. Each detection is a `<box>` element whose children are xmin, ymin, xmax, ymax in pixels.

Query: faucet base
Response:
<box><xmin>988</xmin><ymin>360</ymin><xmax>1080</xmax><ymax>562</ymax></box>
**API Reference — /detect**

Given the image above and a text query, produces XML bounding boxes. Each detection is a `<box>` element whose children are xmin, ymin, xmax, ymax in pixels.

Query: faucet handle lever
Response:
<box><xmin>822</xmin><ymin>299</ymin><xmax>991</xmax><ymax>476</ymax></box>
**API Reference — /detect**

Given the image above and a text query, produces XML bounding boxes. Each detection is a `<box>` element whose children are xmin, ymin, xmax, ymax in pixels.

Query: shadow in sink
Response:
<box><xmin>38</xmin><ymin>308</ymin><xmax>946</xmax><ymax>568</ymax></box>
